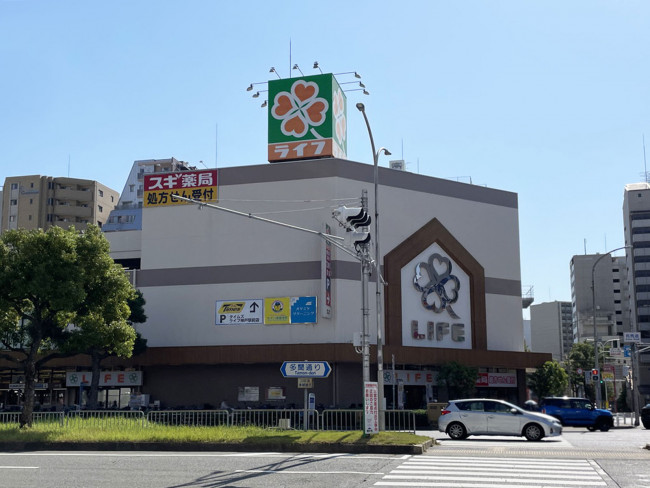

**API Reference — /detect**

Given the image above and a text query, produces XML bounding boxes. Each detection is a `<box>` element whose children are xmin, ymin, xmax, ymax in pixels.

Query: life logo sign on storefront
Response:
<box><xmin>144</xmin><ymin>169</ymin><xmax>218</xmax><ymax>207</ymax></box>
<box><xmin>267</xmin><ymin>73</ymin><xmax>347</xmax><ymax>163</ymax></box>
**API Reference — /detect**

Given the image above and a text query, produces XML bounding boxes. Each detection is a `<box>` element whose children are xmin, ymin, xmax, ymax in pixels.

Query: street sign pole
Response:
<box><xmin>304</xmin><ymin>388</ymin><xmax>308</xmax><ymax>431</ymax></box>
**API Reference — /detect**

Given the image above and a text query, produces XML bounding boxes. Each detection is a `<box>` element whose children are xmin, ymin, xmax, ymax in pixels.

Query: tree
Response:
<box><xmin>566</xmin><ymin>341</ymin><xmax>596</xmax><ymax>400</ymax></box>
<box><xmin>616</xmin><ymin>381</ymin><xmax>630</xmax><ymax>412</ymax></box>
<box><xmin>527</xmin><ymin>360</ymin><xmax>568</xmax><ymax>400</ymax></box>
<box><xmin>64</xmin><ymin>291</ymin><xmax>147</xmax><ymax>409</ymax></box>
<box><xmin>0</xmin><ymin>226</ymin><xmax>136</xmax><ymax>427</ymax></box>
<box><xmin>437</xmin><ymin>361</ymin><xmax>478</xmax><ymax>399</ymax></box>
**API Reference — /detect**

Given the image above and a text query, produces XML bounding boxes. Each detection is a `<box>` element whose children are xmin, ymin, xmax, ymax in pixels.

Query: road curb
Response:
<box><xmin>0</xmin><ymin>439</ymin><xmax>433</xmax><ymax>455</ymax></box>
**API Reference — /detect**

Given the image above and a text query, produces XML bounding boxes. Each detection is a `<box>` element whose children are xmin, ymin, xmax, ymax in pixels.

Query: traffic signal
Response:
<box><xmin>332</xmin><ymin>206</ymin><xmax>371</xmax><ymax>251</ymax></box>
<box><xmin>591</xmin><ymin>368</ymin><xmax>599</xmax><ymax>382</ymax></box>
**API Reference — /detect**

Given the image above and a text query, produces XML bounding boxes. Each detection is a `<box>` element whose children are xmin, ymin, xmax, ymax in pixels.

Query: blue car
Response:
<box><xmin>540</xmin><ymin>397</ymin><xmax>613</xmax><ymax>431</ymax></box>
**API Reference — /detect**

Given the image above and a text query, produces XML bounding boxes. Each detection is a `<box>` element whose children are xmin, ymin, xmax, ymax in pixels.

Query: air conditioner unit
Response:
<box><xmin>278</xmin><ymin>418</ymin><xmax>291</xmax><ymax>429</ymax></box>
<box><xmin>389</xmin><ymin>160</ymin><xmax>405</xmax><ymax>171</ymax></box>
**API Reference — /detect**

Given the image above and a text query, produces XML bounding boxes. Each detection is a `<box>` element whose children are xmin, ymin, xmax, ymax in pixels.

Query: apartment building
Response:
<box><xmin>623</xmin><ymin>182</ymin><xmax>650</xmax><ymax>400</ymax></box>
<box><xmin>570</xmin><ymin>254</ymin><xmax>630</xmax><ymax>343</ymax></box>
<box><xmin>1</xmin><ymin>175</ymin><xmax>118</xmax><ymax>232</ymax></box>
<box><xmin>530</xmin><ymin>301</ymin><xmax>573</xmax><ymax>360</ymax></box>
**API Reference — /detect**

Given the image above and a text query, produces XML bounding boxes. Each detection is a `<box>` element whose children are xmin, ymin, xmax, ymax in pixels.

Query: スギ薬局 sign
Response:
<box><xmin>268</xmin><ymin>74</ymin><xmax>346</xmax><ymax>163</ymax></box>
<box><xmin>144</xmin><ymin>169</ymin><xmax>217</xmax><ymax>207</ymax></box>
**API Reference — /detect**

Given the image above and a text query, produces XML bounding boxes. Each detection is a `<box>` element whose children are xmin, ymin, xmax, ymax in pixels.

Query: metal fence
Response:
<box><xmin>0</xmin><ymin>408</ymin><xmax>417</xmax><ymax>433</ymax></box>
<box><xmin>321</xmin><ymin>409</ymin><xmax>364</xmax><ymax>431</ymax></box>
<box><xmin>384</xmin><ymin>409</ymin><xmax>417</xmax><ymax>432</ymax></box>
<box><xmin>147</xmin><ymin>409</ymin><xmax>230</xmax><ymax>427</ymax></box>
<box><xmin>614</xmin><ymin>412</ymin><xmax>638</xmax><ymax>426</ymax></box>
<box><xmin>65</xmin><ymin>410</ymin><xmax>146</xmax><ymax>428</ymax></box>
<box><xmin>0</xmin><ymin>411</ymin><xmax>64</xmax><ymax>427</ymax></box>
<box><xmin>230</xmin><ymin>409</ymin><xmax>319</xmax><ymax>430</ymax></box>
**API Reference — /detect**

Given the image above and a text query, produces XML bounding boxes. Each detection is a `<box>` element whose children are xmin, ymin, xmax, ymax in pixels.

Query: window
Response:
<box><xmin>111</xmin><ymin>195</ymin><xmax>114</xmax><ymax>202</ymax></box>
<box><xmin>47</xmin><ymin>214</ymin><xmax>53</xmax><ymax>222</ymax></box>
<box><xmin>30</xmin><ymin>182</ymin><xmax>34</xmax><ymax>188</ymax></box>
<box><xmin>8</xmin><ymin>215</ymin><xmax>15</xmax><ymax>222</ymax></box>
<box><xmin>98</xmin><ymin>189</ymin><xmax>104</xmax><ymax>197</ymax></box>
<box><xmin>28</xmin><ymin>215</ymin><xmax>32</xmax><ymax>221</ymax></box>
<box><xmin>29</xmin><ymin>199</ymin><xmax>33</xmax><ymax>204</ymax></box>
<box><xmin>47</xmin><ymin>198</ymin><xmax>54</xmax><ymax>205</ymax></box>
<box><xmin>10</xmin><ymin>199</ymin><xmax>17</xmax><ymax>205</ymax></box>
<box><xmin>130</xmin><ymin>184</ymin><xmax>135</xmax><ymax>192</ymax></box>
<box><xmin>98</xmin><ymin>205</ymin><xmax>103</xmax><ymax>213</ymax></box>
<box><xmin>10</xmin><ymin>183</ymin><xmax>18</xmax><ymax>190</ymax></box>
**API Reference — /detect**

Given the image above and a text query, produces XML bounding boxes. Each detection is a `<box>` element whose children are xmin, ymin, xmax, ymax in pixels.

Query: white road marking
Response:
<box><xmin>236</xmin><ymin>469</ymin><xmax>385</xmax><ymax>475</ymax></box>
<box><xmin>375</xmin><ymin>456</ymin><xmax>608</xmax><ymax>487</ymax></box>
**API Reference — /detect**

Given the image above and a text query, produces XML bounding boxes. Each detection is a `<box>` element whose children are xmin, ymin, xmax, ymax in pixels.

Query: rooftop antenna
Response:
<box><xmin>643</xmin><ymin>134</ymin><xmax>648</xmax><ymax>183</ymax></box>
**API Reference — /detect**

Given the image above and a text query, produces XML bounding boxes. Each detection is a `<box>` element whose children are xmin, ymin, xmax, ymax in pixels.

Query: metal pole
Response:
<box><xmin>632</xmin><ymin>343</ymin><xmax>640</xmax><ymax>426</ymax></box>
<box><xmin>591</xmin><ymin>246</ymin><xmax>629</xmax><ymax>408</ymax></box>
<box><xmin>591</xmin><ymin>263</ymin><xmax>601</xmax><ymax>409</ymax></box>
<box><xmin>361</xmin><ymin>190</ymin><xmax>370</xmax><ymax>384</ymax></box>
<box><xmin>392</xmin><ymin>354</ymin><xmax>396</xmax><ymax>409</ymax></box>
<box><xmin>356</xmin><ymin>103</ymin><xmax>390</xmax><ymax>430</ymax></box>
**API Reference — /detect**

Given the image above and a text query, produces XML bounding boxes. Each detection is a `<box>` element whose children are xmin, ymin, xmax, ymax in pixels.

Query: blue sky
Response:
<box><xmin>1</xmin><ymin>1</ymin><xmax>648</xmax><ymax>311</ymax></box>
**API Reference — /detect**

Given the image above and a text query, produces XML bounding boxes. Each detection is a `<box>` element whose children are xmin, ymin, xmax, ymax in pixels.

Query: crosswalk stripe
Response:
<box><xmin>392</xmin><ymin>469</ymin><xmax>602</xmax><ymax>480</ymax></box>
<box><xmin>374</xmin><ymin>456</ymin><xmax>607</xmax><ymax>487</ymax></box>
<box><xmin>375</xmin><ymin>483</ymin><xmax>594</xmax><ymax>488</ymax></box>
<box><xmin>400</xmin><ymin>462</ymin><xmax>594</xmax><ymax>471</ymax></box>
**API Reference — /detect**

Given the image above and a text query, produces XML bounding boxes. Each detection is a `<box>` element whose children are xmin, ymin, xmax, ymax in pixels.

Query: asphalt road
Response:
<box><xmin>0</xmin><ymin>427</ymin><xmax>648</xmax><ymax>488</ymax></box>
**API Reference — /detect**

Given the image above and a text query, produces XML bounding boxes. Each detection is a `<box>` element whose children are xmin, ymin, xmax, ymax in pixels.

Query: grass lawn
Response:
<box><xmin>0</xmin><ymin>420</ymin><xmax>431</xmax><ymax>447</ymax></box>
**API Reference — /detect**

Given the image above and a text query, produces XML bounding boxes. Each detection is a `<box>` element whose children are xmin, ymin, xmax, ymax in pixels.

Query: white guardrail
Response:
<box><xmin>613</xmin><ymin>412</ymin><xmax>637</xmax><ymax>426</ymax></box>
<box><xmin>0</xmin><ymin>409</ymin><xmax>418</xmax><ymax>433</ymax></box>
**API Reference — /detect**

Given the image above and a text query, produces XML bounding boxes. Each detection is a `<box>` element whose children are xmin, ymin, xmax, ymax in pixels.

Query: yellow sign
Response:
<box><xmin>264</xmin><ymin>297</ymin><xmax>291</xmax><ymax>324</ymax></box>
<box><xmin>143</xmin><ymin>169</ymin><xmax>218</xmax><ymax>207</ymax></box>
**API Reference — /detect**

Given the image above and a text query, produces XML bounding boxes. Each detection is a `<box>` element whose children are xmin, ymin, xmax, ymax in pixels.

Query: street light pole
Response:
<box><xmin>356</xmin><ymin>103</ymin><xmax>391</xmax><ymax>427</ymax></box>
<box><xmin>592</xmin><ymin>246</ymin><xmax>629</xmax><ymax>408</ymax></box>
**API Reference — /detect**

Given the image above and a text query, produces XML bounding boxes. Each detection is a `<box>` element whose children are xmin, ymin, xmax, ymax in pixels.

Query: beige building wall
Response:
<box><xmin>2</xmin><ymin>175</ymin><xmax>118</xmax><ymax>232</ymax></box>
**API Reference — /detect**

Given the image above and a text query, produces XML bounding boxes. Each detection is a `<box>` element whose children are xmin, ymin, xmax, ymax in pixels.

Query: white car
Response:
<box><xmin>438</xmin><ymin>398</ymin><xmax>563</xmax><ymax>441</ymax></box>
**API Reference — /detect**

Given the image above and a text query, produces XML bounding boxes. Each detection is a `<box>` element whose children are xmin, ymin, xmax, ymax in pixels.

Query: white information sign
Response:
<box><xmin>624</xmin><ymin>332</ymin><xmax>641</xmax><ymax>343</ymax></box>
<box><xmin>216</xmin><ymin>299</ymin><xmax>263</xmax><ymax>325</ymax></box>
<box><xmin>364</xmin><ymin>381</ymin><xmax>379</xmax><ymax>435</ymax></box>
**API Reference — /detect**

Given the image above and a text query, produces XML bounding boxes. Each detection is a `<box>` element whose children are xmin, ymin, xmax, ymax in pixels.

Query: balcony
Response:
<box><xmin>53</xmin><ymin>204</ymin><xmax>92</xmax><ymax>218</ymax></box>
<box><xmin>54</xmin><ymin>188</ymin><xmax>93</xmax><ymax>202</ymax></box>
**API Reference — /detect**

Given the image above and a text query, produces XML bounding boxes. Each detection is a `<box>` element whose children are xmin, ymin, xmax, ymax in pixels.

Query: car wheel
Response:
<box><xmin>643</xmin><ymin>421</ymin><xmax>650</xmax><ymax>429</ymax></box>
<box><xmin>597</xmin><ymin>419</ymin><xmax>611</xmax><ymax>432</ymax></box>
<box><xmin>524</xmin><ymin>423</ymin><xmax>544</xmax><ymax>441</ymax></box>
<box><xmin>587</xmin><ymin>426</ymin><xmax>596</xmax><ymax>431</ymax></box>
<box><xmin>447</xmin><ymin>422</ymin><xmax>467</xmax><ymax>440</ymax></box>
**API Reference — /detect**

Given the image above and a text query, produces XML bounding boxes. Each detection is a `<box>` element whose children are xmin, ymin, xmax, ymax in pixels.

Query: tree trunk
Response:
<box><xmin>20</xmin><ymin>344</ymin><xmax>40</xmax><ymax>428</ymax></box>
<box><xmin>87</xmin><ymin>350</ymin><xmax>103</xmax><ymax>409</ymax></box>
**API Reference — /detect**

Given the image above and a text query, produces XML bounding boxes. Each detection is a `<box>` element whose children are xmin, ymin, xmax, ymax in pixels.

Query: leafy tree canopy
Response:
<box><xmin>437</xmin><ymin>361</ymin><xmax>478</xmax><ymax>399</ymax></box>
<box><xmin>0</xmin><ymin>225</ymin><xmax>136</xmax><ymax>426</ymax></box>
<box><xmin>527</xmin><ymin>360</ymin><xmax>568</xmax><ymax>400</ymax></box>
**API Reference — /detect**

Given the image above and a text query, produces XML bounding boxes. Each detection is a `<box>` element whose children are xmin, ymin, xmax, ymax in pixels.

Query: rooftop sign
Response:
<box><xmin>268</xmin><ymin>73</ymin><xmax>346</xmax><ymax>163</ymax></box>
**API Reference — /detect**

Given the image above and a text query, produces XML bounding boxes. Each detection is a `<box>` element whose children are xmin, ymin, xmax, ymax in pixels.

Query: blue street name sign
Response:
<box><xmin>280</xmin><ymin>361</ymin><xmax>332</xmax><ymax>378</ymax></box>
